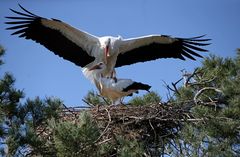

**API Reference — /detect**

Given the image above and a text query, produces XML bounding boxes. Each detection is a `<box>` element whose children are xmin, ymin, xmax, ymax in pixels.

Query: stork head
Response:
<box><xmin>89</xmin><ymin>62</ymin><xmax>106</xmax><ymax>79</ymax></box>
<box><xmin>104</xmin><ymin>38</ymin><xmax>111</xmax><ymax>63</ymax></box>
<box><xmin>89</xmin><ymin>62</ymin><xmax>105</xmax><ymax>71</ymax></box>
<box><xmin>100</xmin><ymin>37</ymin><xmax>111</xmax><ymax>64</ymax></box>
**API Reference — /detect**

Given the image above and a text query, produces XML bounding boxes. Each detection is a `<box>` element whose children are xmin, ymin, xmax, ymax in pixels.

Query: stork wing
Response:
<box><xmin>115</xmin><ymin>35</ymin><xmax>210</xmax><ymax>67</ymax></box>
<box><xmin>110</xmin><ymin>79</ymin><xmax>134</xmax><ymax>91</ymax></box>
<box><xmin>5</xmin><ymin>4</ymin><xmax>98</xmax><ymax>67</ymax></box>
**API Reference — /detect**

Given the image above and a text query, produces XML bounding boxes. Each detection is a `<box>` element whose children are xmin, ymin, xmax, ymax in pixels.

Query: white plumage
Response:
<box><xmin>89</xmin><ymin>62</ymin><xmax>151</xmax><ymax>105</ymax></box>
<box><xmin>6</xmin><ymin>5</ymin><xmax>210</xmax><ymax>82</ymax></box>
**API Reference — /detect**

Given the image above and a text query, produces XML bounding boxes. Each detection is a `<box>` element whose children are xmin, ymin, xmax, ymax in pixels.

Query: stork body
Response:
<box><xmin>6</xmin><ymin>5</ymin><xmax>210</xmax><ymax>81</ymax></box>
<box><xmin>89</xmin><ymin>62</ymin><xmax>151</xmax><ymax>105</ymax></box>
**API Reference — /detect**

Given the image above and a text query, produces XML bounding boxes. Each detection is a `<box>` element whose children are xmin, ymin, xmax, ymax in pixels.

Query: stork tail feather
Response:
<box><xmin>123</xmin><ymin>82</ymin><xmax>151</xmax><ymax>92</ymax></box>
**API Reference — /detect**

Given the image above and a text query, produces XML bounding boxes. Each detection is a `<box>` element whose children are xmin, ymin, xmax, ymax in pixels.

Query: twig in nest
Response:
<box><xmin>155</xmin><ymin>118</ymin><xmax>205</xmax><ymax>122</ymax></box>
<box><xmin>82</xmin><ymin>99</ymin><xmax>95</xmax><ymax>108</ymax></box>
<box><xmin>62</xmin><ymin>103</ymin><xmax>78</xmax><ymax>117</ymax></box>
<box><xmin>102</xmin><ymin>97</ymin><xmax>110</xmax><ymax>105</ymax></box>
<box><xmin>149</xmin><ymin>119</ymin><xmax>157</xmax><ymax>142</ymax></box>
<box><xmin>96</xmin><ymin>138</ymin><xmax>112</xmax><ymax>145</ymax></box>
<box><xmin>94</xmin><ymin>108</ymin><xmax>111</xmax><ymax>143</ymax></box>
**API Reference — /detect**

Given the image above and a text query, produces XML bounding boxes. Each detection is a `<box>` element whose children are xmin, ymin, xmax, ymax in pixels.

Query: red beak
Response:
<box><xmin>104</xmin><ymin>45</ymin><xmax>109</xmax><ymax>63</ymax></box>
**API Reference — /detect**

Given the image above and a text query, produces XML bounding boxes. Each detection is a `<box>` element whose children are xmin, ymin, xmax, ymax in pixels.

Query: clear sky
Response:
<box><xmin>0</xmin><ymin>0</ymin><xmax>239</xmax><ymax>107</ymax></box>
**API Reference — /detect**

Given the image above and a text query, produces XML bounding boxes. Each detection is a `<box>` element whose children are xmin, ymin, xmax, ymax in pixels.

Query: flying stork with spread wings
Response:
<box><xmin>5</xmin><ymin>4</ymin><xmax>210</xmax><ymax>81</ymax></box>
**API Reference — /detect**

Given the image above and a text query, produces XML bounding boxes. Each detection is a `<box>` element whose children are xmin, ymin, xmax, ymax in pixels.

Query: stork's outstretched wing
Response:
<box><xmin>115</xmin><ymin>35</ymin><xmax>210</xmax><ymax>67</ymax></box>
<box><xmin>5</xmin><ymin>4</ymin><xmax>99</xmax><ymax>67</ymax></box>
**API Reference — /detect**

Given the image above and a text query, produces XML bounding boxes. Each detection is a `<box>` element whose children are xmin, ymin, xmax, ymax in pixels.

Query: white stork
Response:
<box><xmin>6</xmin><ymin>5</ymin><xmax>210</xmax><ymax>80</ymax></box>
<box><xmin>89</xmin><ymin>62</ymin><xmax>151</xmax><ymax>105</ymax></box>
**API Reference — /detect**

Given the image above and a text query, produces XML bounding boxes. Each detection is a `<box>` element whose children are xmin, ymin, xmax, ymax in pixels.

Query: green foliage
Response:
<box><xmin>84</xmin><ymin>90</ymin><xmax>102</xmax><ymax>105</ymax></box>
<box><xmin>83</xmin><ymin>90</ymin><xmax>110</xmax><ymax>106</ymax></box>
<box><xmin>2</xmin><ymin>43</ymin><xmax>240</xmax><ymax>156</ymax></box>
<box><xmin>0</xmin><ymin>50</ymin><xmax>62</xmax><ymax>156</ymax></box>
<box><xmin>175</xmin><ymin>86</ymin><xmax>194</xmax><ymax>102</ymax></box>
<box><xmin>116</xmin><ymin>136</ymin><xmax>144</xmax><ymax>157</ymax></box>
<box><xmin>172</xmin><ymin>52</ymin><xmax>240</xmax><ymax>156</ymax></box>
<box><xmin>0</xmin><ymin>45</ymin><xmax>5</xmax><ymax>65</ymax></box>
<box><xmin>6</xmin><ymin>97</ymin><xmax>63</xmax><ymax>156</ymax></box>
<box><xmin>0</xmin><ymin>73</ymin><xmax>24</xmax><ymax>138</ymax></box>
<box><xmin>0</xmin><ymin>73</ymin><xmax>24</xmax><ymax>116</ymax></box>
<box><xmin>200</xmin><ymin>54</ymin><xmax>237</xmax><ymax>87</ymax></box>
<box><xmin>129</xmin><ymin>91</ymin><xmax>161</xmax><ymax>106</ymax></box>
<box><xmin>23</xmin><ymin>97</ymin><xmax>62</xmax><ymax>128</ymax></box>
<box><xmin>50</xmin><ymin>112</ymin><xmax>101</xmax><ymax>157</ymax></box>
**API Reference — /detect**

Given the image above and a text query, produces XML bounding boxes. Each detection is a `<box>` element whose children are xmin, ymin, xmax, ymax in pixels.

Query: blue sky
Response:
<box><xmin>0</xmin><ymin>0</ymin><xmax>239</xmax><ymax>107</ymax></box>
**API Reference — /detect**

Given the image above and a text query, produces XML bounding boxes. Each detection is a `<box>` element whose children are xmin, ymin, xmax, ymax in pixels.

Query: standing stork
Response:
<box><xmin>89</xmin><ymin>62</ymin><xmax>151</xmax><ymax>105</ymax></box>
<box><xmin>5</xmin><ymin>5</ymin><xmax>210</xmax><ymax>81</ymax></box>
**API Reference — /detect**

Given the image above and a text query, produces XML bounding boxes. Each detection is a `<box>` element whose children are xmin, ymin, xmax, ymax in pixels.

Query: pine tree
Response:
<box><xmin>165</xmin><ymin>50</ymin><xmax>240</xmax><ymax>156</ymax></box>
<box><xmin>129</xmin><ymin>91</ymin><xmax>161</xmax><ymax>106</ymax></box>
<box><xmin>1</xmin><ymin>43</ymin><xmax>240</xmax><ymax>156</ymax></box>
<box><xmin>0</xmin><ymin>45</ymin><xmax>4</xmax><ymax>65</ymax></box>
<box><xmin>0</xmin><ymin>46</ymin><xmax>63</xmax><ymax>156</ymax></box>
<box><xmin>0</xmin><ymin>46</ymin><xmax>24</xmax><ymax>156</ymax></box>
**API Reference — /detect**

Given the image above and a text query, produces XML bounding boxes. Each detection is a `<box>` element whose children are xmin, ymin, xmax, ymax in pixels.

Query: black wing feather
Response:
<box><xmin>5</xmin><ymin>16</ymin><xmax>35</xmax><ymax>20</ymax></box>
<box><xmin>5</xmin><ymin>21</ymin><xmax>31</xmax><ymax>24</ymax></box>
<box><xmin>115</xmin><ymin>36</ymin><xmax>210</xmax><ymax>68</ymax></box>
<box><xmin>5</xmin><ymin>5</ymin><xmax>94</xmax><ymax>67</ymax></box>
<box><xmin>9</xmin><ymin>8</ymin><xmax>35</xmax><ymax>18</ymax></box>
<box><xmin>183</xmin><ymin>40</ymin><xmax>209</xmax><ymax>46</ymax></box>
<box><xmin>123</xmin><ymin>82</ymin><xmax>151</xmax><ymax>92</ymax></box>
<box><xmin>18</xmin><ymin>4</ymin><xmax>38</xmax><ymax>17</ymax></box>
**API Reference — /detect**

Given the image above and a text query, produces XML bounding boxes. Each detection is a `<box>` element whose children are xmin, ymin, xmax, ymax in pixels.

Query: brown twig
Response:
<box><xmin>82</xmin><ymin>99</ymin><xmax>95</xmax><ymax>108</ymax></box>
<box><xmin>149</xmin><ymin>119</ymin><xmax>157</xmax><ymax>142</ymax></box>
<box><xmin>94</xmin><ymin>108</ymin><xmax>111</xmax><ymax>143</ymax></box>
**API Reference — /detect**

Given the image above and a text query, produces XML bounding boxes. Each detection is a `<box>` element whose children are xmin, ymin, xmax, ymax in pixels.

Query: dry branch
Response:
<box><xmin>194</xmin><ymin>87</ymin><xmax>223</xmax><ymax>105</ymax></box>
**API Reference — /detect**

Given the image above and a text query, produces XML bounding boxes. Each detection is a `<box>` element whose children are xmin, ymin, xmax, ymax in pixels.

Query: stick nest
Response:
<box><xmin>37</xmin><ymin>103</ymin><xmax>193</xmax><ymax>146</ymax></box>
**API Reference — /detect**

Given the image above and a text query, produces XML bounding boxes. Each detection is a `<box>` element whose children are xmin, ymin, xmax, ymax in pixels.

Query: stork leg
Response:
<box><xmin>112</xmin><ymin>77</ymin><xmax>117</xmax><ymax>83</ymax></box>
<box><xmin>119</xmin><ymin>98</ymin><xmax>125</xmax><ymax>105</ymax></box>
<box><xmin>121</xmin><ymin>98</ymin><xmax>129</xmax><ymax>107</ymax></box>
<box><xmin>110</xmin><ymin>70</ymin><xmax>117</xmax><ymax>83</ymax></box>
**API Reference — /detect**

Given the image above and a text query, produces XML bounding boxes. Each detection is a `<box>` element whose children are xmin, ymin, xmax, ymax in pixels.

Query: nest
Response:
<box><xmin>37</xmin><ymin>103</ymin><xmax>194</xmax><ymax>147</ymax></box>
<box><xmin>91</xmin><ymin>104</ymin><xmax>190</xmax><ymax>142</ymax></box>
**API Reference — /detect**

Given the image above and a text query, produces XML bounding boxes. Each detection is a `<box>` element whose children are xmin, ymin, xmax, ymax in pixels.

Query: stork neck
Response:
<box><xmin>92</xmin><ymin>71</ymin><xmax>105</xmax><ymax>93</ymax></box>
